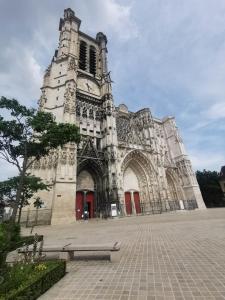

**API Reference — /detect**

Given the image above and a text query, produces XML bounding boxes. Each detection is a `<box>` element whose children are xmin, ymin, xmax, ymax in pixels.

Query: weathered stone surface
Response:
<box><xmin>27</xmin><ymin>8</ymin><xmax>205</xmax><ymax>225</ymax></box>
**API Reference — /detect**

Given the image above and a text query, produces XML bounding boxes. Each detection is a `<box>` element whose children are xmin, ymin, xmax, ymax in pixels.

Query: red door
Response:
<box><xmin>134</xmin><ymin>192</ymin><xmax>141</xmax><ymax>214</ymax></box>
<box><xmin>125</xmin><ymin>192</ymin><xmax>132</xmax><ymax>215</ymax></box>
<box><xmin>86</xmin><ymin>191</ymin><xmax>94</xmax><ymax>218</ymax></box>
<box><xmin>76</xmin><ymin>191</ymin><xmax>83</xmax><ymax>220</ymax></box>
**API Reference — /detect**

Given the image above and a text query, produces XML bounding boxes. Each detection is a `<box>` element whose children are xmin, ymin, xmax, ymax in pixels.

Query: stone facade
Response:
<box><xmin>29</xmin><ymin>8</ymin><xmax>206</xmax><ymax>225</ymax></box>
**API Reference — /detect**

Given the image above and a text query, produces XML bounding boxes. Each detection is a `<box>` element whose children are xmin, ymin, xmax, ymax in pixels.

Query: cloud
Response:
<box><xmin>0</xmin><ymin>40</ymin><xmax>42</xmax><ymax>106</ymax></box>
<box><xmin>189</xmin><ymin>150</ymin><xmax>225</xmax><ymax>171</ymax></box>
<box><xmin>0</xmin><ymin>0</ymin><xmax>224</xmax><ymax>178</ymax></box>
<box><xmin>75</xmin><ymin>0</ymin><xmax>138</xmax><ymax>41</ymax></box>
<box><xmin>96</xmin><ymin>0</ymin><xmax>138</xmax><ymax>40</ymax></box>
<box><xmin>204</xmin><ymin>102</ymin><xmax>225</xmax><ymax>120</ymax></box>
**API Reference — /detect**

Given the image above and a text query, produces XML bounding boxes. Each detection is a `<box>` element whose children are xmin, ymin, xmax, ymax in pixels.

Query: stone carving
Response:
<box><xmin>52</xmin><ymin>151</ymin><xmax>59</xmax><ymax>168</ymax></box>
<box><xmin>76</xmin><ymin>99</ymin><xmax>103</xmax><ymax>121</ymax></box>
<box><xmin>69</xmin><ymin>151</ymin><xmax>75</xmax><ymax>165</ymax></box>
<box><xmin>38</xmin><ymin>90</ymin><xmax>47</xmax><ymax>110</ymax></box>
<box><xmin>174</xmin><ymin>128</ymin><xmax>183</xmax><ymax>143</ymax></box>
<box><xmin>89</xmin><ymin>108</ymin><xmax>94</xmax><ymax>119</ymax></box>
<box><xmin>68</xmin><ymin>57</ymin><xmax>76</xmax><ymax>71</ymax></box>
<box><xmin>60</xmin><ymin>150</ymin><xmax>67</xmax><ymax>164</ymax></box>
<box><xmin>95</xmin><ymin>108</ymin><xmax>103</xmax><ymax>121</ymax></box>
<box><xmin>82</xmin><ymin>105</ymin><xmax>87</xmax><ymax>118</ymax></box>
<box><xmin>76</xmin><ymin>101</ymin><xmax>81</xmax><ymax>116</ymax></box>
<box><xmin>116</xmin><ymin>108</ymin><xmax>154</xmax><ymax>146</ymax></box>
<box><xmin>176</xmin><ymin>159</ymin><xmax>196</xmax><ymax>186</ymax></box>
<box><xmin>64</xmin><ymin>86</ymin><xmax>76</xmax><ymax>114</ymax></box>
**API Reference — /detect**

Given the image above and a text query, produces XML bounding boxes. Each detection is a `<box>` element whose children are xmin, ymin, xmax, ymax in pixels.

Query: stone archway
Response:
<box><xmin>166</xmin><ymin>168</ymin><xmax>185</xmax><ymax>201</ymax></box>
<box><xmin>121</xmin><ymin>150</ymin><xmax>158</xmax><ymax>215</ymax></box>
<box><xmin>166</xmin><ymin>172</ymin><xmax>178</xmax><ymax>201</ymax></box>
<box><xmin>76</xmin><ymin>170</ymin><xmax>95</xmax><ymax>220</ymax></box>
<box><xmin>123</xmin><ymin>166</ymin><xmax>141</xmax><ymax>215</ymax></box>
<box><xmin>165</xmin><ymin>169</ymin><xmax>186</xmax><ymax>210</ymax></box>
<box><xmin>76</xmin><ymin>159</ymin><xmax>104</xmax><ymax>219</ymax></box>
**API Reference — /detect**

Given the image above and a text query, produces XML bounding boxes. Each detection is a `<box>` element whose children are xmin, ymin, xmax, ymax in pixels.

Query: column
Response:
<box><xmin>130</xmin><ymin>191</ymin><xmax>136</xmax><ymax>216</ymax></box>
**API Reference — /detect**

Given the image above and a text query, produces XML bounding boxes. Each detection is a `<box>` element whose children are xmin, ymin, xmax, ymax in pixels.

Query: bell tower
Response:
<box><xmin>35</xmin><ymin>8</ymin><xmax>119</xmax><ymax>224</ymax></box>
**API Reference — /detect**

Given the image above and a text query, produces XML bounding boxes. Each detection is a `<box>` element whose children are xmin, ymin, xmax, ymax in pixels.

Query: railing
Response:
<box><xmin>183</xmin><ymin>199</ymin><xmax>198</xmax><ymax>210</ymax></box>
<box><xmin>16</xmin><ymin>200</ymin><xmax>198</xmax><ymax>224</ymax></box>
<box><xmin>119</xmin><ymin>199</ymin><xmax>198</xmax><ymax>216</ymax></box>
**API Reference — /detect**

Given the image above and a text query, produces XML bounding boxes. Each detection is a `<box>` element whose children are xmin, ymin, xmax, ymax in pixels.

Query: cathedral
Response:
<box><xmin>29</xmin><ymin>8</ymin><xmax>206</xmax><ymax>225</ymax></box>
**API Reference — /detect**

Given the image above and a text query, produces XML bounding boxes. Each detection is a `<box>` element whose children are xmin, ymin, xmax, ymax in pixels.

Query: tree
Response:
<box><xmin>196</xmin><ymin>170</ymin><xmax>224</xmax><ymax>208</ymax></box>
<box><xmin>0</xmin><ymin>175</ymin><xmax>48</xmax><ymax>223</ymax></box>
<box><xmin>0</xmin><ymin>97</ymin><xmax>80</xmax><ymax>221</ymax></box>
<box><xmin>33</xmin><ymin>196</ymin><xmax>44</xmax><ymax>226</ymax></box>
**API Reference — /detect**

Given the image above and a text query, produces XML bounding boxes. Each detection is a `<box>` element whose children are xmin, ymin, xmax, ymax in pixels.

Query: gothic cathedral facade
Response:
<box><xmin>30</xmin><ymin>8</ymin><xmax>206</xmax><ymax>225</ymax></box>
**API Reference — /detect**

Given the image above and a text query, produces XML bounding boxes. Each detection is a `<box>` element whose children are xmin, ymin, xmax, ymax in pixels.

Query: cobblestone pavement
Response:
<box><xmin>26</xmin><ymin>208</ymin><xmax>225</xmax><ymax>300</ymax></box>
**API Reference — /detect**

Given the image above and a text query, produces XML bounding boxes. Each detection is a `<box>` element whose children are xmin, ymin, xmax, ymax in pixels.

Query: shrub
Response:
<box><xmin>0</xmin><ymin>260</ymin><xmax>66</xmax><ymax>300</ymax></box>
<box><xmin>0</xmin><ymin>222</ymin><xmax>21</xmax><ymax>269</ymax></box>
<box><xmin>0</xmin><ymin>221</ymin><xmax>43</xmax><ymax>269</ymax></box>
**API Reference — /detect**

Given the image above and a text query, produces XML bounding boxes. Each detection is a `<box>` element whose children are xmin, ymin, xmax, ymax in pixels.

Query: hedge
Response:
<box><xmin>0</xmin><ymin>260</ymin><xmax>66</xmax><ymax>300</ymax></box>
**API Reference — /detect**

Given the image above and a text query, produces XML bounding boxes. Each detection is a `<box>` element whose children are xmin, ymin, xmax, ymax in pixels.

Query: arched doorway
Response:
<box><xmin>76</xmin><ymin>190</ymin><xmax>95</xmax><ymax>220</ymax></box>
<box><xmin>123</xmin><ymin>166</ymin><xmax>142</xmax><ymax>215</ymax></box>
<box><xmin>121</xmin><ymin>150</ymin><xmax>158</xmax><ymax>215</ymax></box>
<box><xmin>76</xmin><ymin>170</ymin><xmax>95</xmax><ymax>220</ymax></box>
<box><xmin>166</xmin><ymin>172</ymin><xmax>178</xmax><ymax>201</ymax></box>
<box><xmin>76</xmin><ymin>160</ymin><xmax>104</xmax><ymax>220</ymax></box>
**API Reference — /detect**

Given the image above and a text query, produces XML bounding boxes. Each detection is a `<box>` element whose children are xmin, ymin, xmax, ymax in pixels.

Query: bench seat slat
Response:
<box><xmin>18</xmin><ymin>242</ymin><xmax>121</xmax><ymax>253</ymax></box>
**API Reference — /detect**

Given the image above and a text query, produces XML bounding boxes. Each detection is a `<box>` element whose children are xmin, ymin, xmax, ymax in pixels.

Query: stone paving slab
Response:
<box><xmin>23</xmin><ymin>208</ymin><xmax>225</xmax><ymax>300</ymax></box>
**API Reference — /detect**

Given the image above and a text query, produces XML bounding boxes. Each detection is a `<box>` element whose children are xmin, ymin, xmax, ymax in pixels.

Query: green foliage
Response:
<box><xmin>0</xmin><ymin>97</ymin><xmax>80</xmax><ymax>220</ymax></box>
<box><xmin>0</xmin><ymin>221</ymin><xmax>43</xmax><ymax>270</ymax></box>
<box><xmin>0</xmin><ymin>176</ymin><xmax>48</xmax><ymax>206</ymax></box>
<box><xmin>0</xmin><ymin>222</ymin><xmax>21</xmax><ymax>249</ymax></box>
<box><xmin>33</xmin><ymin>197</ymin><xmax>43</xmax><ymax>209</ymax></box>
<box><xmin>0</xmin><ymin>260</ymin><xmax>66</xmax><ymax>300</ymax></box>
<box><xmin>196</xmin><ymin>169</ymin><xmax>224</xmax><ymax>208</ymax></box>
<box><xmin>0</xmin><ymin>175</ymin><xmax>48</xmax><ymax>223</ymax></box>
<box><xmin>0</xmin><ymin>222</ymin><xmax>21</xmax><ymax>268</ymax></box>
<box><xmin>0</xmin><ymin>97</ymin><xmax>80</xmax><ymax>164</ymax></box>
<box><xmin>15</xmin><ymin>235</ymin><xmax>43</xmax><ymax>249</ymax></box>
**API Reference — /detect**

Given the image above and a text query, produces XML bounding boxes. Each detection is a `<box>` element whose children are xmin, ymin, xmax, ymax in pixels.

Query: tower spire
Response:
<box><xmin>57</xmin><ymin>8</ymin><xmax>81</xmax><ymax>58</ymax></box>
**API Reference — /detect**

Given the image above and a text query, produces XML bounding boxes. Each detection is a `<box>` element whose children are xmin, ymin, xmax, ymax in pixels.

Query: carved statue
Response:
<box><xmin>64</xmin><ymin>86</ymin><xmax>76</xmax><ymax>114</ymax></box>
<box><xmin>68</xmin><ymin>57</ymin><xmax>76</xmax><ymax>71</ymax></box>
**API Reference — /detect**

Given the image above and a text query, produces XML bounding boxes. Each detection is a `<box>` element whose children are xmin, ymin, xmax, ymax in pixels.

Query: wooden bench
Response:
<box><xmin>18</xmin><ymin>242</ymin><xmax>121</xmax><ymax>262</ymax></box>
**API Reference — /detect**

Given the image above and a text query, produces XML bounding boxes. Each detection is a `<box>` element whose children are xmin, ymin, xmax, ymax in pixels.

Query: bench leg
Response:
<box><xmin>110</xmin><ymin>251</ymin><xmax>121</xmax><ymax>263</ymax></box>
<box><xmin>59</xmin><ymin>251</ymin><xmax>74</xmax><ymax>261</ymax></box>
<box><xmin>68</xmin><ymin>251</ymin><xmax>74</xmax><ymax>260</ymax></box>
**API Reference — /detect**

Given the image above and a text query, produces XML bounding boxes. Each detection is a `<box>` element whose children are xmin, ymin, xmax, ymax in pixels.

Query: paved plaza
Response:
<box><xmin>23</xmin><ymin>208</ymin><xmax>225</xmax><ymax>300</ymax></box>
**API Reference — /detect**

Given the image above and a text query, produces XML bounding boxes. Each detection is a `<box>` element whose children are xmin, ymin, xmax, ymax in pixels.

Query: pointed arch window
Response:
<box><xmin>89</xmin><ymin>46</ymin><xmax>96</xmax><ymax>76</ymax></box>
<box><xmin>79</xmin><ymin>41</ymin><xmax>87</xmax><ymax>71</ymax></box>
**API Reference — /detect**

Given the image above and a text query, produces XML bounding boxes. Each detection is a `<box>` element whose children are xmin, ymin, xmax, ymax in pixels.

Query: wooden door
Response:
<box><xmin>125</xmin><ymin>192</ymin><xmax>132</xmax><ymax>215</ymax></box>
<box><xmin>86</xmin><ymin>191</ymin><xmax>94</xmax><ymax>218</ymax></box>
<box><xmin>134</xmin><ymin>192</ymin><xmax>141</xmax><ymax>214</ymax></box>
<box><xmin>76</xmin><ymin>191</ymin><xmax>83</xmax><ymax>220</ymax></box>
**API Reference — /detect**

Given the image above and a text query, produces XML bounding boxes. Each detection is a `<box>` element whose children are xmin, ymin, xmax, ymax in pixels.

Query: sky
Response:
<box><xmin>0</xmin><ymin>0</ymin><xmax>225</xmax><ymax>180</ymax></box>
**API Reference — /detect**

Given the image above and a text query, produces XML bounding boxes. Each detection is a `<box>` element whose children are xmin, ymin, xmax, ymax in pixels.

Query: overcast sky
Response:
<box><xmin>0</xmin><ymin>0</ymin><xmax>225</xmax><ymax>180</ymax></box>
